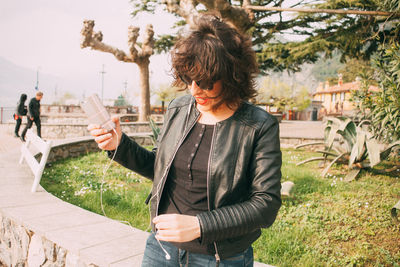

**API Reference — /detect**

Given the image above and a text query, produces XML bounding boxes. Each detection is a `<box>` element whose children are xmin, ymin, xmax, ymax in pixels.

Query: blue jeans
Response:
<box><xmin>141</xmin><ymin>233</ymin><xmax>254</xmax><ymax>267</ymax></box>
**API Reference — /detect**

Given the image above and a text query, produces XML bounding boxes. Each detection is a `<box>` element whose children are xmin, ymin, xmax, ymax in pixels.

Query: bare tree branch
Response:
<box><xmin>141</xmin><ymin>24</ymin><xmax>155</xmax><ymax>57</ymax></box>
<box><xmin>128</xmin><ymin>26</ymin><xmax>140</xmax><ymax>61</ymax></box>
<box><xmin>80</xmin><ymin>20</ymin><xmax>155</xmax><ymax>121</ymax></box>
<box><xmin>162</xmin><ymin>0</ymin><xmax>254</xmax><ymax>31</ymax></box>
<box><xmin>81</xmin><ymin>20</ymin><xmax>156</xmax><ymax>63</ymax></box>
<box><xmin>200</xmin><ymin>0</ymin><xmax>254</xmax><ymax>31</ymax></box>
<box><xmin>81</xmin><ymin>20</ymin><xmax>133</xmax><ymax>62</ymax></box>
<box><xmin>163</xmin><ymin>0</ymin><xmax>199</xmax><ymax>26</ymax></box>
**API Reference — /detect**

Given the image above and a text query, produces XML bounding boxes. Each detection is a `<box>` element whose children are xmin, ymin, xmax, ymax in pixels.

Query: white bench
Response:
<box><xmin>19</xmin><ymin>129</ymin><xmax>52</xmax><ymax>192</ymax></box>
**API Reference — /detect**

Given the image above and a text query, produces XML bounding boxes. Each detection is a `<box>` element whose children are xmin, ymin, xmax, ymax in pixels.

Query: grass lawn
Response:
<box><xmin>41</xmin><ymin>148</ymin><xmax>400</xmax><ymax>266</ymax></box>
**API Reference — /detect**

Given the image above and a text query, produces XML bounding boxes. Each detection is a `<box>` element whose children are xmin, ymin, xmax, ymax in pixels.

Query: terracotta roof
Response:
<box><xmin>314</xmin><ymin>81</ymin><xmax>380</xmax><ymax>95</ymax></box>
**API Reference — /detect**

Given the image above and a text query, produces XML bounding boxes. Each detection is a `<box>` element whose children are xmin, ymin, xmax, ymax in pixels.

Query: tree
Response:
<box><xmin>58</xmin><ymin>92</ymin><xmax>77</xmax><ymax>105</ymax></box>
<box><xmin>311</xmin><ymin>53</ymin><xmax>343</xmax><ymax>82</ymax></box>
<box><xmin>352</xmin><ymin>43</ymin><xmax>400</xmax><ymax>142</ymax></box>
<box><xmin>311</xmin><ymin>52</ymin><xmax>376</xmax><ymax>85</ymax></box>
<box><xmin>256</xmin><ymin>77</ymin><xmax>311</xmax><ymax>112</ymax></box>
<box><xmin>131</xmin><ymin>0</ymin><xmax>399</xmax><ymax>73</ymax></box>
<box><xmin>335</xmin><ymin>58</ymin><xmax>376</xmax><ymax>84</ymax></box>
<box><xmin>259</xmin><ymin>0</ymin><xmax>399</xmax><ymax>72</ymax></box>
<box><xmin>114</xmin><ymin>95</ymin><xmax>130</xmax><ymax>107</ymax></box>
<box><xmin>80</xmin><ymin>20</ymin><xmax>154</xmax><ymax>121</ymax></box>
<box><xmin>151</xmin><ymin>83</ymin><xmax>182</xmax><ymax>113</ymax></box>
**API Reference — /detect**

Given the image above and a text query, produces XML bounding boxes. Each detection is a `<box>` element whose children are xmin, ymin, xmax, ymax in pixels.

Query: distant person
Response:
<box><xmin>13</xmin><ymin>93</ymin><xmax>27</xmax><ymax>137</ymax></box>
<box><xmin>20</xmin><ymin>91</ymin><xmax>43</xmax><ymax>141</ymax></box>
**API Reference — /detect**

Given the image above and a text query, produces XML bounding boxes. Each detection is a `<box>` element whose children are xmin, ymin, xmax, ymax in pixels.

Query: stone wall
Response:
<box><xmin>40</xmin><ymin>104</ymin><xmax>133</xmax><ymax>115</ymax></box>
<box><xmin>41</xmin><ymin>122</ymin><xmax>160</xmax><ymax>140</ymax></box>
<box><xmin>42</xmin><ymin>115</ymin><xmax>87</xmax><ymax>124</ymax></box>
<box><xmin>0</xmin><ymin>213</ymin><xmax>31</xmax><ymax>266</ymax></box>
<box><xmin>0</xmin><ymin>212</ymin><xmax>89</xmax><ymax>267</ymax></box>
<box><xmin>280</xmin><ymin>137</ymin><xmax>325</xmax><ymax>149</ymax></box>
<box><xmin>6</xmin><ymin>121</ymin><xmax>162</xmax><ymax>140</ymax></box>
<box><xmin>7</xmin><ymin>120</ymin><xmax>324</xmax><ymax>149</ymax></box>
<box><xmin>47</xmin><ymin>134</ymin><xmax>153</xmax><ymax>163</ymax></box>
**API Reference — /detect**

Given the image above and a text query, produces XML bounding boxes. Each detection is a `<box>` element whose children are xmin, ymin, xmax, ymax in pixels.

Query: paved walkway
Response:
<box><xmin>0</xmin><ymin>121</ymin><xmax>324</xmax><ymax>266</ymax></box>
<box><xmin>0</xmin><ymin>125</ymin><xmax>148</xmax><ymax>266</ymax></box>
<box><xmin>0</xmin><ymin>124</ymin><xmax>20</xmax><ymax>153</ymax></box>
<box><xmin>279</xmin><ymin>120</ymin><xmax>324</xmax><ymax>139</ymax></box>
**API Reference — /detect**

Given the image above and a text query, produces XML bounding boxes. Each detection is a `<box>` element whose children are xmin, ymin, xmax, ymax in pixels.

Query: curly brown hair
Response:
<box><xmin>171</xmin><ymin>14</ymin><xmax>258</xmax><ymax>110</ymax></box>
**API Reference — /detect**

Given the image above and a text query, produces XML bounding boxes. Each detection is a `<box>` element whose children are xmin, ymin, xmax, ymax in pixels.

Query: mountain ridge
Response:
<box><xmin>0</xmin><ymin>56</ymin><xmax>60</xmax><ymax>106</ymax></box>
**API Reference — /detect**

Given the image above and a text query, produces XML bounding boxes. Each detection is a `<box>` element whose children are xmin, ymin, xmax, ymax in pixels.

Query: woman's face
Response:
<box><xmin>189</xmin><ymin>80</ymin><xmax>222</xmax><ymax>113</ymax></box>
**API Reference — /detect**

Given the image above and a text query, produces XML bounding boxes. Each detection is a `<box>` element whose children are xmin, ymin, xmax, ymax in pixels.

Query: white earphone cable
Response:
<box><xmin>99</xmin><ymin>128</ymin><xmax>170</xmax><ymax>260</ymax></box>
<box><xmin>99</xmin><ymin>128</ymin><xmax>131</xmax><ymax>227</ymax></box>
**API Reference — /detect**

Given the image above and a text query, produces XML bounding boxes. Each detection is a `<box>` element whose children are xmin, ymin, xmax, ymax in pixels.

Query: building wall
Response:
<box><xmin>313</xmin><ymin>79</ymin><xmax>379</xmax><ymax>117</ymax></box>
<box><xmin>314</xmin><ymin>88</ymin><xmax>356</xmax><ymax>115</ymax></box>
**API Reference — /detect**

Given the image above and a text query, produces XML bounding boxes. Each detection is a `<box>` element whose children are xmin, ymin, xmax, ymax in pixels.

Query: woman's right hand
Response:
<box><xmin>88</xmin><ymin>116</ymin><xmax>122</xmax><ymax>151</ymax></box>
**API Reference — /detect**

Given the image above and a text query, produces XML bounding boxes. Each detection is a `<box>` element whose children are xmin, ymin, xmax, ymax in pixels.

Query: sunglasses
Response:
<box><xmin>179</xmin><ymin>74</ymin><xmax>214</xmax><ymax>90</ymax></box>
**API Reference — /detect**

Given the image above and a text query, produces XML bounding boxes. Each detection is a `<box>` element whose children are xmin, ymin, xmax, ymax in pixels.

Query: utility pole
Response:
<box><xmin>54</xmin><ymin>84</ymin><xmax>58</xmax><ymax>104</ymax></box>
<box><xmin>123</xmin><ymin>80</ymin><xmax>128</xmax><ymax>97</ymax></box>
<box><xmin>100</xmin><ymin>64</ymin><xmax>106</xmax><ymax>103</ymax></box>
<box><xmin>35</xmin><ymin>67</ymin><xmax>40</xmax><ymax>91</ymax></box>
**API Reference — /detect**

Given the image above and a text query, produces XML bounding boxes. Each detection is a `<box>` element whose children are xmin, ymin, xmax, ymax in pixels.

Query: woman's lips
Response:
<box><xmin>195</xmin><ymin>97</ymin><xmax>209</xmax><ymax>105</ymax></box>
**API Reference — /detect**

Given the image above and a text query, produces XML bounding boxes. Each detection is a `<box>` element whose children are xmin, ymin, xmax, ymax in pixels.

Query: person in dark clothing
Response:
<box><xmin>14</xmin><ymin>93</ymin><xmax>27</xmax><ymax>137</ymax></box>
<box><xmin>88</xmin><ymin>14</ymin><xmax>282</xmax><ymax>267</ymax></box>
<box><xmin>20</xmin><ymin>91</ymin><xmax>43</xmax><ymax>141</ymax></box>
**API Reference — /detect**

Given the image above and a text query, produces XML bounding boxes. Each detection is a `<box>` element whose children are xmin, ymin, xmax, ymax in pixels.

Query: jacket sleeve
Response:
<box><xmin>17</xmin><ymin>103</ymin><xmax>25</xmax><ymax>116</ymax></box>
<box><xmin>28</xmin><ymin>99</ymin><xmax>40</xmax><ymax>118</ymax></box>
<box><xmin>28</xmin><ymin>99</ymin><xmax>34</xmax><ymax>117</ymax></box>
<box><xmin>107</xmin><ymin>99</ymin><xmax>178</xmax><ymax>180</ymax></box>
<box><xmin>197</xmin><ymin>117</ymin><xmax>282</xmax><ymax>244</ymax></box>
<box><xmin>108</xmin><ymin>133</ymin><xmax>156</xmax><ymax>180</ymax></box>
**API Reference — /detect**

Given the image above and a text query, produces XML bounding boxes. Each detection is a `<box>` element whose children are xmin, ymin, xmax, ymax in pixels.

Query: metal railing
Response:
<box><xmin>0</xmin><ymin>107</ymin><xmax>14</xmax><ymax>124</ymax></box>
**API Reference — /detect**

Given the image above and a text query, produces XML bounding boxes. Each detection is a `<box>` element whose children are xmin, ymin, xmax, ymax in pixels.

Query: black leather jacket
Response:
<box><xmin>15</xmin><ymin>94</ymin><xmax>27</xmax><ymax>116</ymax></box>
<box><xmin>28</xmin><ymin>97</ymin><xmax>41</xmax><ymax>119</ymax></box>
<box><xmin>111</xmin><ymin>95</ymin><xmax>282</xmax><ymax>259</ymax></box>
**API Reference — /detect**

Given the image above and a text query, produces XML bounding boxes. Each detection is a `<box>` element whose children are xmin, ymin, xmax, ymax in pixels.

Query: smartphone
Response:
<box><xmin>81</xmin><ymin>93</ymin><xmax>116</xmax><ymax>130</ymax></box>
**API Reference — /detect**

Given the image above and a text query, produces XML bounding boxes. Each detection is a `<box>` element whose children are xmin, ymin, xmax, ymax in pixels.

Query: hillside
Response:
<box><xmin>0</xmin><ymin>57</ymin><xmax>59</xmax><ymax>107</ymax></box>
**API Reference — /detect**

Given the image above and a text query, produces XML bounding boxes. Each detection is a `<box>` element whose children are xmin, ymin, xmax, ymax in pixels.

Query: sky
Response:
<box><xmin>0</xmin><ymin>0</ymin><xmax>178</xmax><ymax>105</ymax></box>
<box><xmin>0</xmin><ymin>0</ymin><xmax>314</xmax><ymax>107</ymax></box>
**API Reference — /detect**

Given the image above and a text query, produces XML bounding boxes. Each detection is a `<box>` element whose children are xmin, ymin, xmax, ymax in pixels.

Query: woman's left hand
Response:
<box><xmin>153</xmin><ymin>214</ymin><xmax>201</xmax><ymax>242</ymax></box>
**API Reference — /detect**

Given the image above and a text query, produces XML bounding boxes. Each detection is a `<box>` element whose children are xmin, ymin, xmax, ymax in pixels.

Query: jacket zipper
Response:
<box><xmin>154</xmin><ymin>103</ymin><xmax>200</xmax><ymax>225</ymax></box>
<box><xmin>207</xmin><ymin>123</ymin><xmax>221</xmax><ymax>266</ymax></box>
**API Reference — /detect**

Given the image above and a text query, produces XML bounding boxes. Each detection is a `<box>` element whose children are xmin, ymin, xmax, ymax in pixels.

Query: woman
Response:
<box><xmin>89</xmin><ymin>14</ymin><xmax>282</xmax><ymax>267</ymax></box>
<box><xmin>14</xmin><ymin>93</ymin><xmax>27</xmax><ymax>138</ymax></box>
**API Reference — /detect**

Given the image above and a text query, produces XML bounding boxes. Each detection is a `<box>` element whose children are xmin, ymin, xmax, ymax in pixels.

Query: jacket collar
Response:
<box><xmin>189</xmin><ymin>97</ymin><xmax>250</xmax><ymax>126</ymax></box>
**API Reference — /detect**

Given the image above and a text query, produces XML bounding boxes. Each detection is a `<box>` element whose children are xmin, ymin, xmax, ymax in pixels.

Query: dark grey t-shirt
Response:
<box><xmin>158</xmin><ymin>122</ymin><xmax>215</xmax><ymax>254</ymax></box>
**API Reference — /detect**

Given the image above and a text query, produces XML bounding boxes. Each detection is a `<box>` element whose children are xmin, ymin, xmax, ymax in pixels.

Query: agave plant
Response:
<box><xmin>149</xmin><ymin>117</ymin><xmax>161</xmax><ymax>146</ymax></box>
<box><xmin>297</xmin><ymin>117</ymin><xmax>400</xmax><ymax>181</ymax></box>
